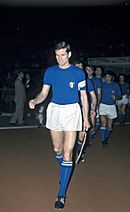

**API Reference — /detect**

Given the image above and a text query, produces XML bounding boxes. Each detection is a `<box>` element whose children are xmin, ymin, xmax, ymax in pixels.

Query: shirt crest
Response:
<box><xmin>69</xmin><ymin>82</ymin><xmax>75</xmax><ymax>88</ymax></box>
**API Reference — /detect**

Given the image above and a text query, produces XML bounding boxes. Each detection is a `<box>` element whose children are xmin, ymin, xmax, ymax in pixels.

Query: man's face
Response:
<box><xmin>95</xmin><ymin>68</ymin><xmax>102</xmax><ymax>77</ymax></box>
<box><xmin>26</xmin><ymin>74</ymin><xmax>30</xmax><ymax>80</ymax></box>
<box><xmin>105</xmin><ymin>74</ymin><xmax>112</xmax><ymax>83</ymax></box>
<box><xmin>55</xmin><ymin>48</ymin><xmax>71</xmax><ymax>68</ymax></box>
<box><xmin>20</xmin><ymin>72</ymin><xmax>24</xmax><ymax>78</ymax></box>
<box><xmin>119</xmin><ymin>75</ymin><xmax>125</xmax><ymax>82</ymax></box>
<box><xmin>85</xmin><ymin>66</ymin><xmax>94</xmax><ymax>77</ymax></box>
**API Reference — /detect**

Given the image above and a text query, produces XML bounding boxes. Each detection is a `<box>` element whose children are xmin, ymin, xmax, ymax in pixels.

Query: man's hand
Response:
<box><xmin>29</xmin><ymin>99</ymin><xmax>37</xmax><ymax>109</ymax></box>
<box><xmin>111</xmin><ymin>95</ymin><xmax>116</xmax><ymax>100</ymax></box>
<box><xmin>83</xmin><ymin>118</ymin><xmax>90</xmax><ymax>132</ymax></box>
<box><xmin>90</xmin><ymin>109</ymin><xmax>96</xmax><ymax>119</ymax></box>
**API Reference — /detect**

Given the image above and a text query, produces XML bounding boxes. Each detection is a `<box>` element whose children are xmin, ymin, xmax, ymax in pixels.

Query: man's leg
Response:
<box><xmin>100</xmin><ymin>115</ymin><xmax>107</xmax><ymax>147</ymax></box>
<box><xmin>10</xmin><ymin>102</ymin><xmax>19</xmax><ymax>124</ymax></box>
<box><xmin>87</xmin><ymin>116</ymin><xmax>96</xmax><ymax>146</ymax></box>
<box><xmin>59</xmin><ymin>131</ymin><xmax>77</xmax><ymax>195</ymax></box>
<box><xmin>121</xmin><ymin>104</ymin><xmax>127</xmax><ymax>125</ymax></box>
<box><xmin>17</xmin><ymin>102</ymin><xmax>25</xmax><ymax>125</ymax></box>
<box><xmin>51</xmin><ymin>130</ymin><xmax>77</xmax><ymax>208</ymax></box>
<box><xmin>106</xmin><ymin>118</ymin><xmax>113</xmax><ymax>145</ymax></box>
<box><xmin>95</xmin><ymin>117</ymin><xmax>100</xmax><ymax>135</ymax></box>
<box><xmin>117</xmin><ymin>104</ymin><xmax>125</xmax><ymax>126</ymax></box>
<box><xmin>75</xmin><ymin>131</ymin><xmax>87</xmax><ymax>164</ymax></box>
<box><xmin>50</xmin><ymin>130</ymin><xmax>64</xmax><ymax>166</ymax></box>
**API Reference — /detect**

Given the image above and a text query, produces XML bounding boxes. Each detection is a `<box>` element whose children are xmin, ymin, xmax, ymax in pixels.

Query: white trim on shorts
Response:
<box><xmin>46</xmin><ymin>102</ymin><xmax>82</xmax><ymax>131</ymax></box>
<box><xmin>99</xmin><ymin>103</ymin><xmax>117</xmax><ymax>119</ymax></box>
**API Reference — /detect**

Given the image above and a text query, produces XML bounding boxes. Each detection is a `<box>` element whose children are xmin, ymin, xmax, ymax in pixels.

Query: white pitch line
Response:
<box><xmin>0</xmin><ymin>125</ymin><xmax>40</xmax><ymax>130</ymax></box>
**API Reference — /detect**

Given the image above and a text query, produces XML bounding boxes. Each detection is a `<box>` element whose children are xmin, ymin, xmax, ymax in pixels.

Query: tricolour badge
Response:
<box><xmin>69</xmin><ymin>82</ymin><xmax>75</xmax><ymax>88</ymax></box>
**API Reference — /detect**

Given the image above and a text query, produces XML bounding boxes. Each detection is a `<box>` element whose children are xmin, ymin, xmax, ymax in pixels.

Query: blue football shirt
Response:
<box><xmin>91</xmin><ymin>76</ymin><xmax>102</xmax><ymax>96</ymax></box>
<box><xmin>44</xmin><ymin>65</ymin><xmax>86</xmax><ymax>105</ymax></box>
<box><xmin>101</xmin><ymin>81</ymin><xmax>121</xmax><ymax>105</ymax></box>
<box><xmin>119</xmin><ymin>82</ymin><xmax>129</xmax><ymax>95</ymax></box>
<box><xmin>87</xmin><ymin>79</ymin><xmax>95</xmax><ymax>104</ymax></box>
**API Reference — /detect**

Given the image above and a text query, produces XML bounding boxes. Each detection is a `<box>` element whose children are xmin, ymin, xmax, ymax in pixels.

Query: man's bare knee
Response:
<box><xmin>64</xmin><ymin>151</ymin><xmax>73</xmax><ymax>161</ymax></box>
<box><xmin>101</xmin><ymin>123</ymin><xmax>106</xmax><ymax>127</ymax></box>
<box><xmin>54</xmin><ymin>146</ymin><xmax>63</xmax><ymax>155</ymax></box>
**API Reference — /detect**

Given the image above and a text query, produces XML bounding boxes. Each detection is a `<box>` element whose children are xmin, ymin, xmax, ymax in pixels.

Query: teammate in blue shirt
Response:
<box><xmin>85</xmin><ymin>65</ymin><xmax>102</xmax><ymax>101</ymax></box>
<box><xmin>85</xmin><ymin>64</ymin><xmax>101</xmax><ymax>142</ymax></box>
<box><xmin>29</xmin><ymin>41</ymin><xmax>90</xmax><ymax>209</ymax></box>
<box><xmin>95</xmin><ymin>65</ymin><xmax>106</xmax><ymax>83</ymax></box>
<box><xmin>116</xmin><ymin>73</ymin><xmax>129</xmax><ymax>126</ymax></box>
<box><xmin>74</xmin><ymin>60</ymin><xmax>97</xmax><ymax>164</ymax></box>
<box><xmin>99</xmin><ymin>71</ymin><xmax>121</xmax><ymax>148</ymax></box>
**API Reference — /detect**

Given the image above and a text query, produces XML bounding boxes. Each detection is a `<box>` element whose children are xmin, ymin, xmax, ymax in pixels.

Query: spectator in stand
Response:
<box><xmin>10</xmin><ymin>71</ymin><xmax>26</xmax><ymax>126</ymax></box>
<box><xmin>116</xmin><ymin>73</ymin><xmax>129</xmax><ymax>126</ymax></box>
<box><xmin>24</xmin><ymin>73</ymin><xmax>35</xmax><ymax>119</ymax></box>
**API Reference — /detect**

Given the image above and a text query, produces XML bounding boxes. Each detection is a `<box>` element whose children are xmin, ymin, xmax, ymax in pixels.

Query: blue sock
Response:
<box><xmin>100</xmin><ymin>127</ymin><xmax>106</xmax><ymax>144</ymax></box>
<box><xmin>89</xmin><ymin>129</ymin><xmax>95</xmax><ymax>137</ymax></box>
<box><xmin>105</xmin><ymin>128</ymin><xmax>112</xmax><ymax>142</ymax></box>
<box><xmin>56</xmin><ymin>153</ymin><xmax>63</xmax><ymax>166</ymax></box>
<box><xmin>77</xmin><ymin>140</ymin><xmax>82</xmax><ymax>152</ymax></box>
<box><xmin>122</xmin><ymin>112</ymin><xmax>126</xmax><ymax>122</ymax></box>
<box><xmin>88</xmin><ymin>130</ymin><xmax>95</xmax><ymax>144</ymax></box>
<box><xmin>58</xmin><ymin>160</ymin><xmax>73</xmax><ymax>197</ymax></box>
<box><xmin>95</xmin><ymin>121</ymin><xmax>100</xmax><ymax>132</ymax></box>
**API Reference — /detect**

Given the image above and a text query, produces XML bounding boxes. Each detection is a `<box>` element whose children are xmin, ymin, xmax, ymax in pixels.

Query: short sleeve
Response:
<box><xmin>78</xmin><ymin>70</ymin><xmax>86</xmax><ymax>90</ymax></box>
<box><xmin>116</xmin><ymin>83</ymin><xmax>121</xmax><ymax>96</ymax></box>
<box><xmin>43</xmin><ymin>68</ymin><xmax>52</xmax><ymax>86</ymax></box>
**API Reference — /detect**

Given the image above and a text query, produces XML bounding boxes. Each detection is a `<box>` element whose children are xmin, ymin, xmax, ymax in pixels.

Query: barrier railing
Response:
<box><xmin>88</xmin><ymin>56</ymin><xmax>130</xmax><ymax>74</ymax></box>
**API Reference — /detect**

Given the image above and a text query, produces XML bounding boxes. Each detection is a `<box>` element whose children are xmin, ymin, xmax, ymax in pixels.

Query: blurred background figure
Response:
<box><xmin>116</xmin><ymin>73</ymin><xmax>129</xmax><ymax>126</ymax></box>
<box><xmin>85</xmin><ymin>64</ymin><xmax>102</xmax><ymax>142</ymax></box>
<box><xmin>24</xmin><ymin>73</ymin><xmax>35</xmax><ymax>119</ymax></box>
<box><xmin>24</xmin><ymin>73</ymin><xmax>32</xmax><ymax>119</ymax></box>
<box><xmin>10</xmin><ymin>71</ymin><xmax>26</xmax><ymax>126</ymax></box>
<box><xmin>74</xmin><ymin>60</ymin><xmax>97</xmax><ymax>163</ymax></box>
<box><xmin>95</xmin><ymin>66</ymin><xmax>105</xmax><ymax>83</ymax></box>
<box><xmin>35</xmin><ymin>103</ymin><xmax>45</xmax><ymax>128</ymax></box>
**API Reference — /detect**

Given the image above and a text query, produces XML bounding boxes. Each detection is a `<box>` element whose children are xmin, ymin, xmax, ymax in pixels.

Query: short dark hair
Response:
<box><xmin>85</xmin><ymin>64</ymin><xmax>95</xmax><ymax>71</ymax></box>
<box><xmin>18</xmin><ymin>70</ymin><xmax>24</xmax><ymax>75</ymax></box>
<box><xmin>118</xmin><ymin>73</ymin><xmax>125</xmax><ymax>78</ymax></box>
<box><xmin>73</xmin><ymin>59</ymin><xmax>83</xmax><ymax>65</ymax></box>
<box><xmin>95</xmin><ymin>66</ymin><xmax>104</xmax><ymax>74</ymax></box>
<box><xmin>55</xmin><ymin>41</ymin><xmax>71</xmax><ymax>53</ymax></box>
<box><xmin>105</xmin><ymin>70</ymin><xmax>114</xmax><ymax>77</ymax></box>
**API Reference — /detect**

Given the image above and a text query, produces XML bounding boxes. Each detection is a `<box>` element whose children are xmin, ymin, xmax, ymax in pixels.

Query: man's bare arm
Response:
<box><xmin>90</xmin><ymin>90</ymin><xmax>97</xmax><ymax>111</ymax></box>
<box><xmin>97</xmin><ymin>88</ymin><xmax>101</xmax><ymax>106</ymax></box>
<box><xmin>29</xmin><ymin>84</ymin><xmax>50</xmax><ymax>109</ymax></box>
<box><xmin>80</xmin><ymin>90</ymin><xmax>90</xmax><ymax>131</ymax></box>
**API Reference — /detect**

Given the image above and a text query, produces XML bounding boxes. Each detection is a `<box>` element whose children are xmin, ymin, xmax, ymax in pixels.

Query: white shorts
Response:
<box><xmin>99</xmin><ymin>103</ymin><xmax>117</xmax><ymax>119</ymax></box>
<box><xmin>129</xmin><ymin>95</ymin><xmax>130</xmax><ymax>104</ymax></box>
<box><xmin>116</xmin><ymin>95</ymin><xmax>129</xmax><ymax>105</ymax></box>
<box><xmin>46</xmin><ymin>102</ymin><xmax>82</xmax><ymax>131</ymax></box>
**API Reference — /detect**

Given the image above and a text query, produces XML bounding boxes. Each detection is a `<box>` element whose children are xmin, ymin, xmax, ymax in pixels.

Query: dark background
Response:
<box><xmin>0</xmin><ymin>3</ymin><xmax>130</xmax><ymax>86</ymax></box>
<box><xmin>0</xmin><ymin>4</ymin><xmax>130</xmax><ymax>61</ymax></box>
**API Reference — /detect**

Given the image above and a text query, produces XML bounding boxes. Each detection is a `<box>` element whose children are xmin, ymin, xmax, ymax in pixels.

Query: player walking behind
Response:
<box><xmin>99</xmin><ymin>71</ymin><xmax>121</xmax><ymax>148</ymax></box>
<box><xmin>29</xmin><ymin>41</ymin><xmax>90</xmax><ymax>209</ymax></box>
<box><xmin>116</xmin><ymin>73</ymin><xmax>129</xmax><ymax>126</ymax></box>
